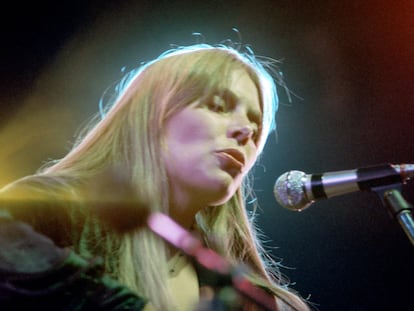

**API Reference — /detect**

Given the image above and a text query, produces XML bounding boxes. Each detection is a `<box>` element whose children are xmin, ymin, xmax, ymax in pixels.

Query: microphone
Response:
<box><xmin>273</xmin><ymin>163</ymin><xmax>414</xmax><ymax>211</ymax></box>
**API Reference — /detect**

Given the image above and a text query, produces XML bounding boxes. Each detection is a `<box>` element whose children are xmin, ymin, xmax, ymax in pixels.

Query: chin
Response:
<box><xmin>200</xmin><ymin>170</ymin><xmax>243</xmax><ymax>205</ymax></box>
<box><xmin>209</xmin><ymin>185</ymin><xmax>239</xmax><ymax>206</ymax></box>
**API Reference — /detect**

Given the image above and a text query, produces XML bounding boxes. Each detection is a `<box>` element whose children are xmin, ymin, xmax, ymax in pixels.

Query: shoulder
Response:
<box><xmin>0</xmin><ymin>175</ymin><xmax>85</xmax><ymax>246</ymax></box>
<box><xmin>0</xmin><ymin>174</ymin><xmax>82</xmax><ymax>201</ymax></box>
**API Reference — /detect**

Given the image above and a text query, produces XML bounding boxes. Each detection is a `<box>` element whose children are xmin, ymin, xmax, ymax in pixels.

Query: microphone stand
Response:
<box><xmin>381</xmin><ymin>188</ymin><xmax>414</xmax><ymax>247</ymax></box>
<box><xmin>146</xmin><ymin>212</ymin><xmax>277</xmax><ymax>311</ymax></box>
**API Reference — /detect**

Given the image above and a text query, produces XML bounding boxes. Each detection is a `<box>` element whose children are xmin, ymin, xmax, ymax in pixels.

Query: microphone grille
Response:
<box><xmin>273</xmin><ymin>170</ymin><xmax>311</xmax><ymax>211</ymax></box>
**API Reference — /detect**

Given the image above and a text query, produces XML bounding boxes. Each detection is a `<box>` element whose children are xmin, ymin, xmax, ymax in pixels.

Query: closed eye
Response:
<box><xmin>207</xmin><ymin>95</ymin><xmax>228</xmax><ymax>113</ymax></box>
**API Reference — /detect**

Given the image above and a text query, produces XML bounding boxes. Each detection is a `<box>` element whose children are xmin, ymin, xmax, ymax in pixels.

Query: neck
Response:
<box><xmin>168</xmin><ymin>190</ymin><xmax>208</xmax><ymax>230</ymax></box>
<box><xmin>169</xmin><ymin>201</ymin><xmax>201</xmax><ymax>230</ymax></box>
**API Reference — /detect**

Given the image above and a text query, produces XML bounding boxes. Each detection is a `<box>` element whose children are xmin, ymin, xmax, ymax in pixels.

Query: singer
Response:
<box><xmin>0</xmin><ymin>42</ymin><xmax>310</xmax><ymax>310</ymax></box>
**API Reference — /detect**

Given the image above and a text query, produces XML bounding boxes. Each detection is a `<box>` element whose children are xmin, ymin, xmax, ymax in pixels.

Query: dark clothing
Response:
<box><xmin>0</xmin><ymin>176</ymin><xmax>148</xmax><ymax>310</ymax></box>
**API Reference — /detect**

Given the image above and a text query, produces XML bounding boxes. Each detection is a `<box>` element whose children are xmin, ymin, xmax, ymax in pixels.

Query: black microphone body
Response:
<box><xmin>274</xmin><ymin>163</ymin><xmax>414</xmax><ymax>211</ymax></box>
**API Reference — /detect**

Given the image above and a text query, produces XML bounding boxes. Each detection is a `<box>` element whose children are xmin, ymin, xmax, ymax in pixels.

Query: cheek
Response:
<box><xmin>163</xmin><ymin>109</ymin><xmax>220</xmax><ymax>147</ymax></box>
<box><xmin>245</xmin><ymin>146</ymin><xmax>259</xmax><ymax>170</ymax></box>
<box><xmin>164</xmin><ymin>118</ymin><xmax>189</xmax><ymax>145</ymax></box>
<box><xmin>161</xmin><ymin>111</ymin><xmax>210</xmax><ymax>168</ymax></box>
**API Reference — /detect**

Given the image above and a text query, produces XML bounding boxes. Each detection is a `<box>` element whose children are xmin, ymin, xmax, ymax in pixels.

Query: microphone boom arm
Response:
<box><xmin>383</xmin><ymin>189</ymin><xmax>414</xmax><ymax>247</ymax></box>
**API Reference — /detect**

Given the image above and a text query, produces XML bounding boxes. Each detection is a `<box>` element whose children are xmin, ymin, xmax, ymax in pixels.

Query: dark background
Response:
<box><xmin>1</xmin><ymin>1</ymin><xmax>413</xmax><ymax>310</ymax></box>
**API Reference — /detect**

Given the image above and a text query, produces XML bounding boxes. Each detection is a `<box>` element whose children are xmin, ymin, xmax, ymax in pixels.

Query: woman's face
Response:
<box><xmin>162</xmin><ymin>69</ymin><xmax>262</xmax><ymax>210</ymax></box>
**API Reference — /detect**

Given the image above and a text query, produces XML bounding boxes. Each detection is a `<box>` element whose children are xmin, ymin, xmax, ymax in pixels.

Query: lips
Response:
<box><xmin>216</xmin><ymin>148</ymin><xmax>246</xmax><ymax>170</ymax></box>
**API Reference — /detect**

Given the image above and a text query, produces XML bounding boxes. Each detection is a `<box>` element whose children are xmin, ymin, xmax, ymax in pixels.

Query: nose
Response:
<box><xmin>229</xmin><ymin>123</ymin><xmax>255</xmax><ymax>145</ymax></box>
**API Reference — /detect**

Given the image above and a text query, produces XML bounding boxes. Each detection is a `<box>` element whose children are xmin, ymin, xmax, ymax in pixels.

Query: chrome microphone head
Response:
<box><xmin>273</xmin><ymin>170</ymin><xmax>313</xmax><ymax>211</ymax></box>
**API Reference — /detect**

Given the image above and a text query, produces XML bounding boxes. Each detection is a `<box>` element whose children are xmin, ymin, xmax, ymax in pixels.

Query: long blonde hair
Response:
<box><xmin>34</xmin><ymin>44</ymin><xmax>310</xmax><ymax>310</ymax></box>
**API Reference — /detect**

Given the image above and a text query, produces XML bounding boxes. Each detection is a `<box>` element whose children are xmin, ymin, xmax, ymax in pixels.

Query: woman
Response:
<box><xmin>0</xmin><ymin>44</ymin><xmax>311</xmax><ymax>310</ymax></box>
